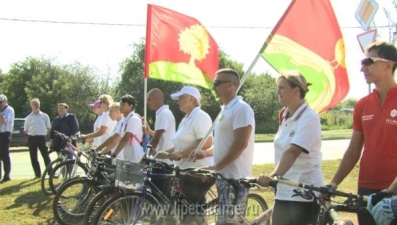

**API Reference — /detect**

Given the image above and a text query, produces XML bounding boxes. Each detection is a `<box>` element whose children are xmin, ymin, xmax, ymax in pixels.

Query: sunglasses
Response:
<box><xmin>213</xmin><ymin>80</ymin><xmax>232</xmax><ymax>87</ymax></box>
<box><xmin>361</xmin><ymin>57</ymin><xmax>391</xmax><ymax>66</ymax></box>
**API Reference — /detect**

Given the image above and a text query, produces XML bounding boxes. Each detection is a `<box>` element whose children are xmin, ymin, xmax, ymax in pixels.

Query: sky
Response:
<box><xmin>0</xmin><ymin>0</ymin><xmax>396</xmax><ymax>100</ymax></box>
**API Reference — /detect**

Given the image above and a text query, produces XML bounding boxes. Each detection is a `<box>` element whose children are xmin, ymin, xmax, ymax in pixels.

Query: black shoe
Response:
<box><xmin>1</xmin><ymin>177</ymin><xmax>11</xmax><ymax>183</ymax></box>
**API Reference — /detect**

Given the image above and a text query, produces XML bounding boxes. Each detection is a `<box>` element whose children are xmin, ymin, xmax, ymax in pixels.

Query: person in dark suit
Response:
<box><xmin>49</xmin><ymin>103</ymin><xmax>79</xmax><ymax>172</ymax></box>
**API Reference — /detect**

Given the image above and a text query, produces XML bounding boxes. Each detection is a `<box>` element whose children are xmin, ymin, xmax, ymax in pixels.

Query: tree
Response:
<box><xmin>0</xmin><ymin>57</ymin><xmax>110</xmax><ymax>132</ymax></box>
<box><xmin>117</xmin><ymin>40</ymin><xmax>281</xmax><ymax>133</ymax></box>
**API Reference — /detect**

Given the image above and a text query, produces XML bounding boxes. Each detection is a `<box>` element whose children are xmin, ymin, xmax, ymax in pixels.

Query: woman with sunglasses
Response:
<box><xmin>328</xmin><ymin>41</ymin><xmax>397</xmax><ymax>224</ymax></box>
<box><xmin>81</xmin><ymin>95</ymin><xmax>117</xmax><ymax>148</ymax></box>
<box><xmin>257</xmin><ymin>70</ymin><xmax>323</xmax><ymax>225</ymax></box>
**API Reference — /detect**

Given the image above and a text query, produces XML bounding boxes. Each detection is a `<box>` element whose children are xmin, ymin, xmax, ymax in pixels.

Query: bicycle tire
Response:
<box><xmin>49</xmin><ymin>159</ymin><xmax>89</xmax><ymax>195</ymax></box>
<box><xmin>245</xmin><ymin>193</ymin><xmax>270</xmax><ymax>225</ymax></box>
<box><xmin>92</xmin><ymin>192</ymin><xmax>160</xmax><ymax>225</ymax></box>
<box><xmin>83</xmin><ymin>186</ymin><xmax>117</xmax><ymax>225</ymax></box>
<box><xmin>52</xmin><ymin>177</ymin><xmax>100</xmax><ymax>225</ymax></box>
<box><xmin>40</xmin><ymin>157</ymin><xmax>64</xmax><ymax>195</ymax></box>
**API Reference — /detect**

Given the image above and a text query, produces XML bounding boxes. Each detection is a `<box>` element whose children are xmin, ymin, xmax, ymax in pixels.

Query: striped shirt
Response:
<box><xmin>24</xmin><ymin>111</ymin><xmax>51</xmax><ymax>136</ymax></box>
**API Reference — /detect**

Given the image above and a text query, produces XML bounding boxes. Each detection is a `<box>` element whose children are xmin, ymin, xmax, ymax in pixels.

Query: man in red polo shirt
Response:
<box><xmin>328</xmin><ymin>41</ymin><xmax>397</xmax><ymax>224</ymax></box>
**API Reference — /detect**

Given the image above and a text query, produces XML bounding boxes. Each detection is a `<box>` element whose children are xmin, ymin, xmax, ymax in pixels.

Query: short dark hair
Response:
<box><xmin>365</xmin><ymin>41</ymin><xmax>397</xmax><ymax>73</ymax></box>
<box><xmin>121</xmin><ymin>94</ymin><xmax>136</xmax><ymax>108</ymax></box>
<box><xmin>216</xmin><ymin>68</ymin><xmax>240</xmax><ymax>85</ymax></box>
<box><xmin>57</xmin><ymin>103</ymin><xmax>69</xmax><ymax>109</ymax></box>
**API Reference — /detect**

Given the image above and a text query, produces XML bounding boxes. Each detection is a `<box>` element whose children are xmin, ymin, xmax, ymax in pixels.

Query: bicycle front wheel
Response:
<box><xmin>83</xmin><ymin>186</ymin><xmax>118</xmax><ymax>225</ymax></box>
<box><xmin>93</xmin><ymin>192</ymin><xmax>159</xmax><ymax>225</ymax></box>
<box><xmin>245</xmin><ymin>193</ymin><xmax>270</xmax><ymax>225</ymax></box>
<box><xmin>49</xmin><ymin>159</ymin><xmax>88</xmax><ymax>195</ymax></box>
<box><xmin>52</xmin><ymin>177</ymin><xmax>99</xmax><ymax>225</ymax></box>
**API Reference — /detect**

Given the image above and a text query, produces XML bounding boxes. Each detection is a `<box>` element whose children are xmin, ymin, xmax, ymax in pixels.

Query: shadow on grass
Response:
<box><xmin>2</xmin><ymin>179</ymin><xmax>57</xmax><ymax>224</ymax></box>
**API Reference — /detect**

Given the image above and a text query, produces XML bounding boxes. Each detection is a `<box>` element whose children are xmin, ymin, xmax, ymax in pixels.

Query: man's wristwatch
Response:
<box><xmin>111</xmin><ymin>153</ymin><xmax>117</xmax><ymax>158</ymax></box>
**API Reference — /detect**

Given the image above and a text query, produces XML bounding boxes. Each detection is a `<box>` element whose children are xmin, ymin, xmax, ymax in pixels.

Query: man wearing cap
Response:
<box><xmin>144</xmin><ymin>88</ymin><xmax>175</xmax><ymax>165</ymax></box>
<box><xmin>201</xmin><ymin>68</ymin><xmax>255</xmax><ymax>224</ymax></box>
<box><xmin>24</xmin><ymin>98</ymin><xmax>52</xmax><ymax>178</ymax></box>
<box><xmin>0</xmin><ymin>94</ymin><xmax>14</xmax><ymax>182</ymax></box>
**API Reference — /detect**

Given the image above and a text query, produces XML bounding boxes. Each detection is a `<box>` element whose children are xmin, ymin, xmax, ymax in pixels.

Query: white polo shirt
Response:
<box><xmin>155</xmin><ymin>105</ymin><xmax>176</xmax><ymax>165</ymax></box>
<box><xmin>172</xmin><ymin>107</ymin><xmax>213</xmax><ymax>169</ymax></box>
<box><xmin>111</xmin><ymin>118</ymin><xmax>125</xmax><ymax>160</ymax></box>
<box><xmin>213</xmin><ymin>96</ymin><xmax>255</xmax><ymax>179</ymax></box>
<box><xmin>0</xmin><ymin>105</ymin><xmax>14</xmax><ymax>133</ymax></box>
<box><xmin>24</xmin><ymin>111</ymin><xmax>51</xmax><ymax>136</ymax></box>
<box><xmin>274</xmin><ymin>103</ymin><xmax>323</xmax><ymax>202</ymax></box>
<box><xmin>122</xmin><ymin>111</ymin><xmax>144</xmax><ymax>162</ymax></box>
<box><xmin>98</xmin><ymin>110</ymin><xmax>117</xmax><ymax>145</ymax></box>
<box><xmin>93</xmin><ymin>114</ymin><xmax>103</xmax><ymax>147</ymax></box>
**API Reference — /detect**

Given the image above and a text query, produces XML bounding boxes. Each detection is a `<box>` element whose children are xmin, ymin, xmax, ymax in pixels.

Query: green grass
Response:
<box><xmin>0</xmin><ymin>159</ymin><xmax>359</xmax><ymax>224</ymax></box>
<box><xmin>255</xmin><ymin>129</ymin><xmax>352</xmax><ymax>142</ymax></box>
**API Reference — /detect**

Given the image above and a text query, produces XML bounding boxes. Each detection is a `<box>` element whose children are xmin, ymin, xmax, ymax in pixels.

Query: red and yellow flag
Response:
<box><xmin>261</xmin><ymin>0</ymin><xmax>349</xmax><ymax>113</ymax></box>
<box><xmin>145</xmin><ymin>4</ymin><xmax>219</xmax><ymax>89</ymax></box>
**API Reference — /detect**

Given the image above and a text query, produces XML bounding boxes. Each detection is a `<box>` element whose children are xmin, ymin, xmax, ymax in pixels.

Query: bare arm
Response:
<box><xmin>96</xmin><ymin>133</ymin><xmax>117</xmax><ymax>152</ymax></box>
<box><xmin>113</xmin><ymin>132</ymin><xmax>131</xmax><ymax>157</ymax></box>
<box><xmin>215</xmin><ymin>125</ymin><xmax>252</xmax><ymax>171</ymax></box>
<box><xmin>170</xmin><ymin>136</ymin><xmax>212</xmax><ymax>160</ymax></box>
<box><xmin>84</xmin><ymin>126</ymin><xmax>107</xmax><ymax>139</ymax></box>
<box><xmin>330</xmin><ymin>131</ymin><xmax>364</xmax><ymax>188</ymax></box>
<box><xmin>101</xmin><ymin>134</ymin><xmax>122</xmax><ymax>154</ymax></box>
<box><xmin>388</xmin><ymin>176</ymin><xmax>397</xmax><ymax>194</ymax></box>
<box><xmin>271</xmin><ymin>145</ymin><xmax>303</xmax><ymax>176</ymax></box>
<box><xmin>148</xmin><ymin>129</ymin><xmax>165</xmax><ymax>149</ymax></box>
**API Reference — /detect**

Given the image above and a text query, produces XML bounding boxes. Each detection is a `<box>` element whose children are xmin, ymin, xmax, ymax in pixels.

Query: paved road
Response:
<box><xmin>6</xmin><ymin>139</ymin><xmax>350</xmax><ymax>179</ymax></box>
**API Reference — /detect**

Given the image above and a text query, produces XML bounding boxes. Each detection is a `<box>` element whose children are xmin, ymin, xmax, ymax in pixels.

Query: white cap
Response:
<box><xmin>171</xmin><ymin>86</ymin><xmax>201</xmax><ymax>102</ymax></box>
<box><xmin>0</xmin><ymin>94</ymin><xmax>7</xmax><ymax>102</ymax></box>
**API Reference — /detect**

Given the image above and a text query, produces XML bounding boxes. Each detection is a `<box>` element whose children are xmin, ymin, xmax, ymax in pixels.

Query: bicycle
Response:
<box><xmin>41</xmin><ymin>131</ymin><xmax>85</xmax><ymax>195</ymax></box>
<box><xmin>267</xmin><ymin>177</ymin><xmax>369</xmax><ymax>225</ymax></box>
<box><xmin>48</xmin><ymin>143</ymin><xmax>93</xmax><ymax>194</ymax></box>
<box><xmin>52</xmin><ymin>152</ymin><xmax>115</xmax><ymax>225</ymax></box>
<box><xmin>92</xmin><ymin>154</ymin><xmax>270</xmax><ymax>225</ymax></box>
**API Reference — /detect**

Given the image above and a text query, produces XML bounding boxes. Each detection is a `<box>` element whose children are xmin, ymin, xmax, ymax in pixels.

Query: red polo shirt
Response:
<box><xmin>353</xmin><ymin>87</ymin><xmax>397</xmax><ymax>190</ymax></box>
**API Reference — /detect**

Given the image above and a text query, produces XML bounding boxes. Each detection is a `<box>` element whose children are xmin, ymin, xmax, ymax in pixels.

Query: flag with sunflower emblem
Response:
<box><xmin>261</xmin><ymin>0</ymin><xmax>349</xmax><ymax>113</ymax></box>
<box><xmin>145</xmin><ymin>4</ymin><xmax>219</xmax><ymax>89</ymax></box>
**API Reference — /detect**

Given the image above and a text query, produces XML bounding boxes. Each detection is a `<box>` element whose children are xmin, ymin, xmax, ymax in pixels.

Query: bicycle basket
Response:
<box><xmin>180</xmin><ymin>171</ymin><xmax>216</xmax><ymax>204</ymax></box>
<box><xmin>115</xmin><ymin>159</ymin><xmax>146</xmax><ymax>190</ymax></box>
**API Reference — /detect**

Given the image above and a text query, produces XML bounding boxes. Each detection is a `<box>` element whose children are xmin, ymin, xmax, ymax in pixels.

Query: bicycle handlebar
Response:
<box><xmin>269</xmin><ymin>177</ymin><xmax>368</xmax><ymax>201</ymax></box>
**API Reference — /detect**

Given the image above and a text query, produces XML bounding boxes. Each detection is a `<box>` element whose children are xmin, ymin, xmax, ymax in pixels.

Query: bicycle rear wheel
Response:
<box><xmin>40</xmin><ymin>157</ymin><xmax>64</xmax><ymax>195</ymax></box>
<box><xmin>93</xmin><ymin>192</ymin><xmax>159</xmax><ymax>225</ymax></box>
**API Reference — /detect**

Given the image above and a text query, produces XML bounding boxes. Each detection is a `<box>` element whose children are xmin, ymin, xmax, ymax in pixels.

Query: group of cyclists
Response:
<box><xmin>46</xmin><ymin>42</ymin><xmax>397</xmax><ymax>225</ymax></box>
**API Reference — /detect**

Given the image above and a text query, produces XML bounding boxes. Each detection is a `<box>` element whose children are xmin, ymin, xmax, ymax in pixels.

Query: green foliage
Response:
<box><xmin>320</xmin><ymin>111</ymin><xmax>353</xmax><ymax>130</ymax></box>
<box><xmin>116</xmin><ymin>41</ymin><xmax>280</xmax><ymax>132</ymax></box>
<box><xmin>0</xmin><ymin>57</ymin><xmax>114</xmax><ymax>132</ymax></box>
<box><xmin>330</xmin><ymin>98</ymin><xmax>357</xmax><ymax>110</ymax></box>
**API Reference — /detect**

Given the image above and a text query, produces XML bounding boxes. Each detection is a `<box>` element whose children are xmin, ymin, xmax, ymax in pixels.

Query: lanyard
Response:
<box><xmin>0</xmin><ymin>105</ymin><xmax>8</xmax><ymax>113</ymax></box>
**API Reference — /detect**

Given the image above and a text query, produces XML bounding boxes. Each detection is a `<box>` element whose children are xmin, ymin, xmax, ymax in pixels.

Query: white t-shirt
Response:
<box><xmin>155</xmin><ymin>105</ymin><xmax>176</xmax><ymax>165</ymax></box>
<box><xmin>98</xmin><ymin>110</ymin><xmax>117</xmax><ymax>145</ymax></box>
<box><xmin>172</xmin><ymin>107</ymin><xmax>213</xmax><ymax>169</ymax></box>
<box><xmin>122</xmin><ymin>111</ymin><xmax>144</xmax><ymax>163</ymax></box>
<box><xmin>111</xmin><ymin>118</ymin><xmax>125</xmax><ymax>160</ymax></box>
<box><xmin>274</xmin><ymin>103</ymin><xmax>323</xmax><ymax>201</ymax></box>
<box><xmin>93</xmin><ymin>114</ymin><xmax>103</xmax><ymax>147</ymax></box>
<box><xmin>213</xmin><ymin>96</ymin><xmax>255</xmax><ymax>179</ymax></box>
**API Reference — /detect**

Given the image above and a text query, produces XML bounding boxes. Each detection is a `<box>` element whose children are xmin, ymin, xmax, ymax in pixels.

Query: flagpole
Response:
<box><xmin>193</xmin><ymin>50</ymin><xmax>264</xmax><ymax>155</ymax></box>
<box><xmin>144</xmin><ymin>77</ymin><xmax>147</xmax><ymax>122</ymax></box>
